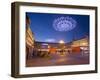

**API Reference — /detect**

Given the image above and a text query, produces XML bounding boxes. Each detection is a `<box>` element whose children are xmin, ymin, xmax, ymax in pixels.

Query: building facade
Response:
<box><xmin>34</xmin><ymin>41</ymin><xmax>70</xmax><ymax>55</ymax></box>
<box><xmin>71</xmin><ymin>37</ymin><xmax>89</xmax><ymax>53</ymax></box>
<box><xmin>26</xmin><ymin>15</ymin><xmax>35</xmax><ymax>59</ymax></box>
<box><xmin>71</xmin><ymin>37</ymin><xmax>89</xmax><ymax>47</ymax></box>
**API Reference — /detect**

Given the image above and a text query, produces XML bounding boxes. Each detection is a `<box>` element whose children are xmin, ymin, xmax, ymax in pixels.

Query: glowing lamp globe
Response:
<box><xmin>59</xmin><ymin>40</ymin><xmax>64</xmax><ymax>44</ymax></box>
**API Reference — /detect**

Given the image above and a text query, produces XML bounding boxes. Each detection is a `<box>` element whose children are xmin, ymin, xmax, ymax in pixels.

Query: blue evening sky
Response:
<box><xmin>26</xmin><ymin>12</ymin><xmax>89</xmax><ymax>43</ymax></box>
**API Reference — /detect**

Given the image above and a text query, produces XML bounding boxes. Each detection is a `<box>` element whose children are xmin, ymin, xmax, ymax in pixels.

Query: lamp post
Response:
<box><xmin>59</xmin><ymin>40</ymin><xmax>65</xmax><ymax>55</ymax></box>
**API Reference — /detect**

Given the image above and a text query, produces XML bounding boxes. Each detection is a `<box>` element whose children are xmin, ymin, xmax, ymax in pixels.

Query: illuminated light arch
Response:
<box><xmin>53</xmin><ymin>16</ymin><xmax>77</xmax><ymax>32</ymax></box>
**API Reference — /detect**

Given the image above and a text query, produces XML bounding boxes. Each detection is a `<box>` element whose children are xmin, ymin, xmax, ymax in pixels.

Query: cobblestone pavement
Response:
<box><xmin>26</xmin><ymin>52</ymin><xmax>89</xmax><ymax>67</ymax></box>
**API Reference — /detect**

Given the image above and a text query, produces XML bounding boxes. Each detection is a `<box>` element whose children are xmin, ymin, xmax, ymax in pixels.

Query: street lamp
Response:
<box><xmin>59</xmin><ymin>40</ymin><xmax>64</xmax><ymax>44</ymax></box>
<box><xmin>59</xmin><ymin>40</ymin><xmax>65</xmax><ymax>55</ymax></box>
